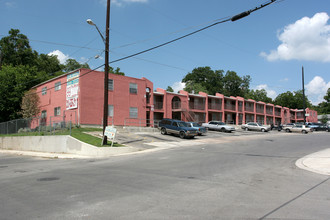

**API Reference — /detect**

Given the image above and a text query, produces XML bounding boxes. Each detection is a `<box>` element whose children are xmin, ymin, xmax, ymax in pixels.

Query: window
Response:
<box><xmin>108</xmin><ymin>79</ymin><xmax>113</xmax><ymax>91</ymax></box>
<box><xmin>55</xmin><ymin>82</ymin><xmax>61</xmax><ymax>91</ymax></box>
<box><xmin>41</xmin><ymin>110</ymin><xmax>47</xmax><ymax>118</ymax></box>
<box><xmin>108</xmin><ymin>105</ymin><xmax>114</xmax><ymax>117</ymax></box>
<box><xmin>54</xmin><ymin>107</ymin><xmax>61</xmax><ymax>116</ymax></box>
<box><xmin>129</xmin><ymin>107</ymin><xmax>138</xmax><ymax>118</ymax></box>
<box><xmin>42</xmin><ymin>87</ymin><xmax>47</xmax><ymax>95</ymax></box>
<box><xmin>129</xmin><ymin>83</ymin><xmax>138</xmax><ymax>94</ymax></box>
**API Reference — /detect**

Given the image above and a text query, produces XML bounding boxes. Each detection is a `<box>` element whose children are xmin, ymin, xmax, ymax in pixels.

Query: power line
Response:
<box><xmin>28</xmin><ymin>0</ymin><xmax>279</xmax><ymax>95</ymax></box>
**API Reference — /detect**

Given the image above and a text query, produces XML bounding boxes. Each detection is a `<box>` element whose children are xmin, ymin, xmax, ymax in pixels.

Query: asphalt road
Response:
<box><xmin>0</xmin><ymin>132</ymin><xmax>329</xmax><ymax>219</ymax></box>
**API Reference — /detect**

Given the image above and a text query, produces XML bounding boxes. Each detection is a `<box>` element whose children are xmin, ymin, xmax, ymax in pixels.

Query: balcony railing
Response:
<box><xmin>245</xmin><ymin>107</ymin><xmax>254</xmax><ymax>112</ymax></box>
<box><xmin>154</xmin><ymin>102</ymin><xmax>163</xmax><ymax>110</ymax></box>
<box><xmin>189</xmin><ymin>102</ymin><xmax>205</xmax><ymax>110</ymax></box>
<box><xmin>224</xmin><ymin>104</ymin><xmax>236</xmax><ymax>111</ymax></box>
<box><xmin>208</xmin><ymin>103</ymin><xmax>222</xmax><ymax>110</ymax></box>
<box><xmin>256</xmin><ymin>108</ymin><xmax>264</xmax><ymax>114</ymax></box>
<box><xmin>275</xmin><ymin>111</ymin><xmax>281</xmax><ymax>117</ymax></box>
<box><xmin>172</xmin><ymin>101</ymin><xmax>181</xmax><ymax>109</ymax></box>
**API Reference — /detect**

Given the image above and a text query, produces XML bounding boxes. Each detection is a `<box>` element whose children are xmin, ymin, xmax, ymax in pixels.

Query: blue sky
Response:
<box><xmin>1</xmin><ymin>0</ymin><xmax>330</xmax><ymax>104</ymax></box>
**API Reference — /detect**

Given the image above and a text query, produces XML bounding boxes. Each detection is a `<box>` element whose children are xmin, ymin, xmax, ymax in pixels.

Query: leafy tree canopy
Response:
<box><xmin>166</xmin><ymin>86</ymin><xmax>174</xmax><ymax>92</ymax></box>
<box><xmin>108</xmin><ymin>66</ymin><xmax>125</xmax><ymax>76</ymax></box>
<box><xmin>247</xmin><ymin>89</ymin><xmax>272</xmax><ymax>103</ymax></box>
<box><xmin>274</xmin><ymin>90</ymin><xmax>312</xmax><ymax>109</ymax></box>
<box><xmin>63</xmin><ymin>58</ymin><xmax>90</xmax><ymax>72</ymax></box>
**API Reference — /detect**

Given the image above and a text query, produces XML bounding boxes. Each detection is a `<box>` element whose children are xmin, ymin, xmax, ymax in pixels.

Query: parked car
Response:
<box><xmin>282</xmin><ymin>123</ymin><xmax>296</xmax><ymax>130</ymax></box>
<box><xmin>285</xmin><ymin>124</ymin><xmax>311</xmax><ymax>134</ymax></box>
<box><xmin>313</xmin><ymin>124</ymin><xmax>330</xmax><ymax>132</ymax></box>
<box><xmin>241</xmin><ymin>122</ymin><xmax>270</xmax><ymax>132</ymax></box>
<box><xmin>186</xmin><ymin>122</ymin><xmax>207</xmax><ymax>135</ymax></box>
<box><xmin>306</xmin><ymin>122</ymin><xmax>322</xmax><ymax>131</ymax></box>
<box><xmin>201</xmin><ymin>121</ymin><xmax>235</xmax><ymax>132</ymax></box>
<box><xmin>158</xmin><ymin>118</ymin><xmax>198</xmax><ymax>139</ymax></box>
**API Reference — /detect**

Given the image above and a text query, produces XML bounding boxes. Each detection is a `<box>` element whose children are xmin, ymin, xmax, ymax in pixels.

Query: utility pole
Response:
<box><xmin>103</xmin><ymin>0</ymin><xmax>111</xmax><ymax>145</ymax></box>
<box><xmin>302</xmin><ymin>66</ymin><xmax>306</xmax><ymax>124</ymax></box>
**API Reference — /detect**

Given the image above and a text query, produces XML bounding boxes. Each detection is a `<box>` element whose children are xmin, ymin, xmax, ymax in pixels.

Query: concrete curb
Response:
<box><xmin>296</xmin><ymin>148</ymin><xmax>330</xmax><ymax>176</ymax></box>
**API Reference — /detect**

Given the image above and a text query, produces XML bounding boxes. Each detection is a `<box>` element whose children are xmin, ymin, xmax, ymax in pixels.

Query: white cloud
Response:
<box><xmin>306</xmin><ymin>76</ymin><xmax>330</xmax><ymax>104</ymax></box>
<box><xmin>48</xmin><ymin>50</ymin><xmax>70</xmax><ymax>64</ymax></box>
<box><xmin>255</xmin><ymin>84</ymin><xmax>277</xmax><ymax>100</ymax></box>
<box><xmin>261</xmin><ymin>12</ymin><xmax>330</xmax><ymax>62</ymax></box>
<box><xmin>280</xmin><ymin>77</ymin><xmax>289</xmax><ymax>82</ymax></box>
<box><xmin>172</xmin><ymin>81</ymin><xmax>185</xmax><ymax>92</ymax></box>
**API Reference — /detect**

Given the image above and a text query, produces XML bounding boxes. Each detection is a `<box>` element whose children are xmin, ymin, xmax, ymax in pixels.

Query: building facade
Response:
<box><xmin>33</xmin><ymin>69</ymin><xmax>318</xmax><ymax>127</ymax></box>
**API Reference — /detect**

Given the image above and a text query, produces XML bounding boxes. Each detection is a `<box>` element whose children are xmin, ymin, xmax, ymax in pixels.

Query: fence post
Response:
<box><xmin>70</xmin><ymin>121</ymin><xmax>72</xmax><ymax>136</ymax></box>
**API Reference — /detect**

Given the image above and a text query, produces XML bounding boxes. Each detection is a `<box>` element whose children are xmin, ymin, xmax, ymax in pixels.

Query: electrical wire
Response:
<box><xmin>27</xmin><ymin>0</ymin><xmax>279</xmax><ymax>96</ymax></box>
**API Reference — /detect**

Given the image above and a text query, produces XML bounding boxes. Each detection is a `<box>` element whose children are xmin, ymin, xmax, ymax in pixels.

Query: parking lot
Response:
<box><xmin>116</xmin><ymin>127</ymin><xmax>327</xmax><ymax>148</ymax></box>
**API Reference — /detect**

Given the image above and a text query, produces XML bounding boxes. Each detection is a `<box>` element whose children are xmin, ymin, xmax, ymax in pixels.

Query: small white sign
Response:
<box><xmin>305</xmin><ymin>114</ymin><xmax>310</xmax><ymax>117</ymax></box>
<box><xmin>104</xmin><ymin>126</ymin><xmax>116</xmax><ymax>147</ymax></box>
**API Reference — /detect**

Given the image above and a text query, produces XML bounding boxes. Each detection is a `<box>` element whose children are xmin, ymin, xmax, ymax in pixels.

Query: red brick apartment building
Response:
<box><xmin>33</xmin><ymin>68</ymin><xmax>318</xmax><ymax>127</ymax></box>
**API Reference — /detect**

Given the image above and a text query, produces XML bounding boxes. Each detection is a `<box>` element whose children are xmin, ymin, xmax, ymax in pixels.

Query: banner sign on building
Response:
<box><xmin>66</xmin><ymin>71</ymin><xmax>80</xmax><ymax>110</ymax></box>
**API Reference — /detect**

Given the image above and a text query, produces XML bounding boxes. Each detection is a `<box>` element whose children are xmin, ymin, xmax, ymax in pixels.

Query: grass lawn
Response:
<box><xmin>0</xmin><ymin>127</ymin><xmax>123</xmax><ymax>147</ymax></box>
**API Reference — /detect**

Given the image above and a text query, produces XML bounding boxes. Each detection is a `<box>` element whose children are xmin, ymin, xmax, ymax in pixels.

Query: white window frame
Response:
<box><xmin>54</xmin><ymin>107</ymin><xmax>61</xmax><ymax>116</ymax></box>
<box><xmin>108</xmin><ymin>105</ymin><xmax>114</xmax><ymax>117</ymax></box>
<box><xmin>129</xmin><ymin>107</ymin><xmax>138</xmax><ymax>118</ymax></box>
<box><xmin>42</xmin><ymin>87</ymin><xmax>47</xmax><ymax>95</ymax></box>
<box><xmin>129</xmin><ymin>83</ymin><xmax>138</xmax><ymax>94</ymax></box>
<box><xmin>108</xmin><ymin>79</ymin><xmax>114</xmax><ymax>91</ymax></box>
<box><xmin>41</xmin><ymin>110</ymin><xmax>47</xmax><ymax>118</ymax></box>
<box><xmin>55</xmin><ymin>81</ymin><xmax>61</xmax><ymax>91</ymax></box>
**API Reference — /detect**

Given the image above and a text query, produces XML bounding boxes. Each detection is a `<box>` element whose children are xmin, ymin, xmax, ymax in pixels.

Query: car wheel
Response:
<box><xmin>302</xmin><ymin>130</ymin><xmax>307</xmax><ymax>134</ymax></box>
<box><xmin>261</xmin><ymin>128</ymin><xmax>265</xmax><ymax>132</ymax></box>
<box><xmin>245</xmin><ymin>127</ymin><xmax>249</xmax><ymax>131</ymax></box>
<box><xmin>285</xmin><ymin>128</ymin><xmax>290</xmax><ymax>133</ymax></box>
<box><xmin>179</xmin><ymin>131</ymin><xmax>185</xmax><ymax>139</ymax></box>
<box><xmin>161</xmin><ymin>128</ymin><xmax>167</xmax><ymax>135</ymax></box>
<box><xmin>221</xmin><ymin>127</ymin><xmax>226</xmax><ymax>132</ymax></box>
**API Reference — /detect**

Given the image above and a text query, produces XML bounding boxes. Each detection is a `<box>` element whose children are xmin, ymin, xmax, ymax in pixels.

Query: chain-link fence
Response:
<box><xmin>0</xmin><ymin>117</ymin><xmax>74</xmax><ymax>135</ymax></box>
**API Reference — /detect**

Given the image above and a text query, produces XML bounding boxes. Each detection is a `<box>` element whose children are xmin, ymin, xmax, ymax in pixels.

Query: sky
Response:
<box><xmin>1</xmin><ymin>0</ymin><xmax>330</xmax><ymax>105</ymax></box>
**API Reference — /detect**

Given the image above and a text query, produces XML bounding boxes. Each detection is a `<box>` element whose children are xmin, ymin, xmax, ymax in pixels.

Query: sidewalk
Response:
<box><xmin>296</xmin><ymin>148</ymin><xmax>330</xmax><ymax>176</ymax></box>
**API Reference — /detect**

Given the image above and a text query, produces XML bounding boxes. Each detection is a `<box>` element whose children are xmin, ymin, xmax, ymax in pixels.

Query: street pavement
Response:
<box><xmin>0</xmin><ymin>132</ymin><xmax>329</xmax><ymax>219</ymax></box>
<box><xmin>0</xmin><ymin>129</ymin><xmax>329</xmax><ymax>176</ymax></box>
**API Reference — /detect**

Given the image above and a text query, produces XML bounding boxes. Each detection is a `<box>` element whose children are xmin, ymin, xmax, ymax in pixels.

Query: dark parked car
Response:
<box><xmin>159</xmin><ymin>118</ymin><xmax>198</xmax><ymax>139</ymax></box>
<box><xmin>306</xmin><ymin>122</ymin><xmax>322</xmax><ymax>131</ymax></box>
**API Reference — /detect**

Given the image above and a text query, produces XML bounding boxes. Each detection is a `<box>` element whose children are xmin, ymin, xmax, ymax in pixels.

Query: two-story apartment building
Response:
<box><xmin>33</xmin><ymin>69</ymin><xmax>318</xmax><ymax>127</ymax></box>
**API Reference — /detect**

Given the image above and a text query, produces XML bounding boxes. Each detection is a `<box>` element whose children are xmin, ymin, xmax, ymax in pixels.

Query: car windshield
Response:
<box><xmin>256</xmin><ymin>123</ymin><xmax>262</xmax><ymax>126</ymax></box>
<box><xmin>192</xmin><ymin>122</ymin><xmax>199</xmax><ymax>127</ymax></box>
<box><xmin>178</xmin><ymin>122</ymin><xmax>189</xmax><ymax>127</ymax></box>
<box><xmin>219</xmin><ymin>122</ymin><xmax>225</xmax><ymax>125</ymax></box>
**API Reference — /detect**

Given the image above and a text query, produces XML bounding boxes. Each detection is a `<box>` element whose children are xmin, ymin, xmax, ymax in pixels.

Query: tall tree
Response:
<box><xmin>108</xmin><ymin>66</ymin><xmax>125</xmax><ymax>76</ymax></box>
<box><xmin>0</xmin><ymin>29</ymin><xmax>37</xmax><ymax>67</ymax></box>
<box><xmin>314</xmin><ymin>88</ymin><xmax>330</xmax><ymax>114</ymax></box>
<box><xmin>182</xmin><ymin>66</ymin><xmax>224</xmax><ymax>95</ymax></box>
<box><xmin>274</xmin><ymin>90</ymin><xmax>312</xmax><ymax>109</ymax></box>
<box><xmin>247</xmin><ymin>89</ymin><xmax>272</xmax><ymax>103</ymax></box>
<box><xmin>166</xmin><ymin>86</ymin><xmax>174</xmax><ymax>92</ymax></box>
<box><xmin>63</xmin><ymin>58</ymin><xmax>90</xmax><ymax>72</ymax></box>
<box><xmin>222</xmin><ymin>71</ymin><xmax>251</xmax><ymax>97</ymax></box>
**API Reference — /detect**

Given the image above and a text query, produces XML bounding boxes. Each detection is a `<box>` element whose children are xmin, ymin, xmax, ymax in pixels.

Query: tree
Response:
<box><xmin>320</xmin><ymin>114</ymin><xmax>328</xmax><ymax>124</ymax></box>
<box><xmin>109</xmin><ymin>66</ymin><xmax>125</xmax><ymax>75</ymax></box>
<box><xmin>274</xmin><ymin>90</ymin><xmax>312</xmax><ymax>109</ymax></box>
<box><xmin>247</xmin><ymin>89</ymin><xmax>272</xmax><ymax>103</ymax></box>
<box><xmin>182</xmin><ymin>66</ymin><xmax>224</xmax><ymax>95</ymax></box>
<box><xmin>63</xmin><ymin>58</ymin><xmax>90</xmax><ymax>72</ymax></box>
<box><xmin>314</xmin><ymin>88</ymin><xmax>330</xmax><ymax>114</ymax></box>
<box><xmin>0</xmin><ymin>65</ymin><xmax>39</xmax><ymax>121</ymax></box>
<box><xmin>166</xmin><ymin>86</ymin><xmax>174</xmax><ymax>92</ymax></box>
<box><xmin>20</xmin><ymin>89</ymin><xmax>40</xmax><ymax>119</ymax></box>
<box><xmin>0</xmin><ymin>29</ymin><xmax>37</xmax><ymax>67</ymax></box>
<box><xmin>222</xmin><ymin>71</ymin><xmax>251</xmax><ymax>97</ymax></box>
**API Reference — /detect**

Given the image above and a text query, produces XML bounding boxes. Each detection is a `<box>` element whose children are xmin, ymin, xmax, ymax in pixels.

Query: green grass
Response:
<box><xmin>0</xmin><ymin>127</ymin><xmax>123</xmax><ymax>147</ymax></box>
